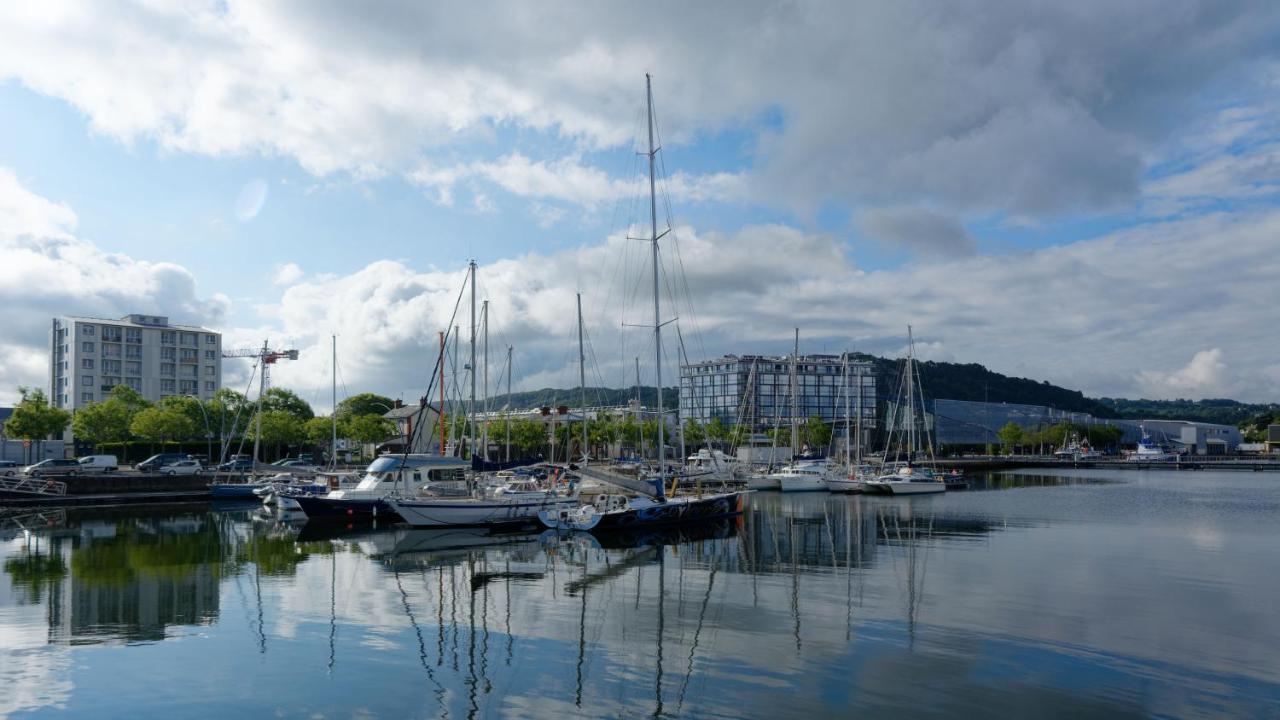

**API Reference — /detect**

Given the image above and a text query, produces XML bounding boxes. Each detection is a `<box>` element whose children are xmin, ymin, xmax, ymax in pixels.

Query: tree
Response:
<box><xmin>249</xmin><ymin>410</ymin><xmax>306</xmax><ymax>448</ymax></box>
<box><xmin>159</xmin><ymin>395</ymin><xmax>208</xmax><ymax>439</ymax></box>
<box><xmin>997</xmin><ymin>422</ymin><xmax>1024</xmax><ymax>454</ymax></box>
<box><xmin>801</xmin><ymin>415</ymin><xmax>832</xmax><ymax>450</ymax></box>
<box><xmin>261</xmin><ymin>388</ymin><xmax>314</xmax><ymax>421</ymax></box>
<box><xmin>682</xmin><ymin>419</ymin><xmax>706</xmax><ymax>448</ymax></box>
<box><xmin>508</xmin><ymin>417</ymin><xmax>550</xmax><ymax>456</ymax></box>
<box><xmin>706</xmin><ymin>417</ymin><xmax>730</xmax><ymax>447</ymax></box>
<box><xmin>335</xmin><ymin>393</ymin><xmax>395</xmax><ymax>420</ymax></box>
<box><xmin>344</xmin><ymin>414</ymin><xmax>396</xmax><ymax>446</ymax></box>
<box><xmin>72</xmin><ymin>400</ymin><xmax>132</xmax><ymax>448</ymax></box>
<box><xmin>107</xmin><ymin>385</ymin><xmax>151</xmax><ymax>415</ymax></box>
<box><xmin>304</xmin><ymin>416</ymin><xmax>343</xmax><ymax>460</ymax></box>
<box><xmin>130</xmin><ymin>407</ymin><xmax>197</xmax><ymax>449</ymax></box>
<box><xmin>4</xmin><ymin>388</ymin><xmax>71</xmax><ymax>444</ymax></box>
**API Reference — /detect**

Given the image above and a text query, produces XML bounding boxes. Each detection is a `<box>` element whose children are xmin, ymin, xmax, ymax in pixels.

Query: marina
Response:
<box><xmin>2</xmin><ymin>468</ymin><xmax>1278</xmax><ymax>718</ymax></box>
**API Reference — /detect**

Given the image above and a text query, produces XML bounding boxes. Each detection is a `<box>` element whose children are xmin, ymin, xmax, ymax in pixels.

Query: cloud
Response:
<box><xmin>1136</xmin><ymin>349</ymin><xmax>1239</xmax><ymax>399</ymax></box>
<box><xmin>254</xmin><ymin>208</ymin><xmax>1280</xmax><ymax>406</ymax></box>
<box><xmin>273</xmin><ymin>262</ymin><xmax>303</xmax><ymax>286</ymax></box>
<box><xmin>0</xmin><ymin>169</ymin><xmax>228</xmax><ymax>404</ymax></box>
<box><xmin>857</xmin><ymin>207</ymin><xmax>977</xmax><ymax>258</ymax></box>
<box><xmin>2</xmin><ymin>1</ymin><xmax>1275</xmax><ymax>220</ymax></box>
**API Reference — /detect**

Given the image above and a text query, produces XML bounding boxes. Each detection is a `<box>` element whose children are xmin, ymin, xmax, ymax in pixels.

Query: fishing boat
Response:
<box><xmin>1127</xmin><ymin>426</ymin><xmax>1177</xmax><ymax>462</ymax></box>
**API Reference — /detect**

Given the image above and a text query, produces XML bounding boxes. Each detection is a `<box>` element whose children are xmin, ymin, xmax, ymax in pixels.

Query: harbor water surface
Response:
<box><xmin>2</xmin><ymin>469</ymin><xmax>1278</xmax><ymax>718</ymax></box>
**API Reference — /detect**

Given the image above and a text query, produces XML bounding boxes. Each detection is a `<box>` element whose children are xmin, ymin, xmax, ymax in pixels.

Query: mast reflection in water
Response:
<box><xmin>3</xmin><ymin>469</ymin><xmax>1280</xmax><ymax>718</ymax></box>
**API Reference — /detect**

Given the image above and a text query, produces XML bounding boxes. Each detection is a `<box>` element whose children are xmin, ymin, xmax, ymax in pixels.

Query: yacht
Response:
<box><xmin>291</xmin><ymin>454</ymin><xmax>470</xmax><ymax>521</ymax></box>
<box><xmin>1127</xmin><ymin>427</ymin><xmax>1177</xmax><ymax>462</ymax></box>
<box><xmin>386</xmin><ymin>491</ymin><xmax>577</xmax><ymax>528</ymax></box>
<box><xmin>771</xmin><ymin>459</ymin><xmax>835</xmax><ymax>492</ymax></box>
<box><xmin>862</xmin><ymin>464</ymin><xmax>945</xmax><ymax>495</ymax></box>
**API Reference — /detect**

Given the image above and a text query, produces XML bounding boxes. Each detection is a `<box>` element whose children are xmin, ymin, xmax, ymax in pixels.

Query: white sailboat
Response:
<box><xmin>862</xmin><ymin>327</ymin><xmax>945</xmax><ymax>496</ymax></box>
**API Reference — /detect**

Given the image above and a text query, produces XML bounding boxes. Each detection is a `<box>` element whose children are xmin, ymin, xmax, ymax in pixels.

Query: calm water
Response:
<box><xmin>2</xmin><ymin>469</ymin><xmax>1279</xmax><ymax>719</ymax></box>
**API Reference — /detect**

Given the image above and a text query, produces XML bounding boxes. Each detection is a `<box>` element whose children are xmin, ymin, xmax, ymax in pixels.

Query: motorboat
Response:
<box><xmin>771</xmin><ymin>460</ymin><xmax>835</xmax><ymax>492</ymax></box>
<box><xmin>1127</xmin><ymin>427</ymin><xmax>1177</xmax><ymax>462</ymax></box>
<box><xmin>291</xmin><ymin>454</ymin><xmax>470</xmax><ymax>521</ymax></box>
<box><xmin>862</xmin><ymin>465</ymin><xmax>946</xmax><ymax>495</ymax></box>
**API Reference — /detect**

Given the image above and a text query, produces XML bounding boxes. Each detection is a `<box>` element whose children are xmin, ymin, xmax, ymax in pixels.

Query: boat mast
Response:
<box><xmin>791</xmin><ymin>328</ymin><xmax>799</xmax><ymax>460</ymax></box>
<box><xmin>469</xmin><ymin>260</ymin><xmax>477</xmax><ymax>461</ymax></box>
<box><xmin>330</xmin><ymin>335</ymin><xmax>337</xmax><ymax>469</ymax></box>
<box><xmin>452</xmin><ymin>324</ymin><xmax>461</xmax><ymax>455</ymax></box>
<box><xmin>843</xmin><ymin>353</ymin><xmax>850</xmax><ymax>469</ymax></box>
<box><xmin>577</xmin><ymin>292</ymin><xmax>588</xmax><ymax>463</ymax></box>
<box><xmin>646</xmin><ymin>73</ymin><xmax>666</xmax><ymax>491</ymax></box>
<box><xmin>855</xmin><ymin>362</ymin><xmax>863</xmax><ymax>467</ymax></box>
<box><xmin>439</xmin><ymin>331</ymin><xmax>447</xmax><ymax>455</ymax></box>
<box><xmin>505</xmin><ymin>345</ymin><xmax>512</xmax><ymax>462</ymax></box>
<box><xmin>482</xmin><ymin>299</ymin><xmax>489</xmax><ymax>461</ymax></box>
<box><xmin>906</xmin><ymin>325</ymin><xmax>915</xmax><ymax>462</ymax></box>
<box><xmin>635</xmin><ymin>356</ymin><xmax>644</xmax><ymax>461</ymax></box>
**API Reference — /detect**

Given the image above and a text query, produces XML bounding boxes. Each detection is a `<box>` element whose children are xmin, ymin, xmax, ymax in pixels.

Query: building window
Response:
<box><xmin>82</xmin><ymin>341</ymin><xmax>95</xmax><ymax>352</ymax></box>
<box><xmin>161</xmin><ymin>363</ymin><xmax>175</xmax><ymax>376</ymax></box>
<box><xmin>184</xmin><ymin>365</ymin><xmax>198</xmax><ymax>377</ymax></box>
<box><xmin>81</xmin><ymin>324</ymin><xmax>95</xmax><ymax>336</ymax></box>
<box><xmin>161</xmin><ymin>379</ymin><xmax>176</xmax><ymax>393</ymax></box>
<box><xmin>125</xmin><ymin>377</ymin><xmax>142</xmax><ymax>391</ymax></box>
<box><xmin>180</xmin><ymin>380</ymin><xmax>197</xmax><ymax>394</ymax></box>
<box><xmin>103</xmin><ymin>359</ymin><xmax>121</xmax><ymax>373</ymax></box>
<box><xmin>180</xmin><ymin>332</ymin><xmax>197</xmax><ymax>346</ymax></box>
<box><xmin>102</xmin><ymin>326</ymin><xmax>121</xmax><ymax>342</ymax></box>
<box><xmin>81</xmin><ymin>359</ymin><xmax>93</xmax><ymax>369</ymax></box>
<box><xmin>180</xmin><ymin>348</ymin><xmax>197</xmax><ymax>362</ymax></box>
<box><xmin>161</xmin><ymin>347</ymin><xmax>176</xmax><ymax>360</ymax></box>
<box><xmin>125</xmin><ymin>361</ymin><xmax>142</xmax><ymax>375</ymax></box>
<box><xmin>161</xmin><ymin>331</ymin><xmax>176</xmax><ymax>345</ymax></box>
<box><xmin>204</xmin><ymin>381</ymin><xmax>216</xmax><ymax>391</ymax></box>
<box><xmin>81</xmin><ymin>392</ymin><xmax>93</xmax><ymax>404</ymax></box>
<box><xmin>204</xmin><ymin>349</ymin><xmax>216</xmax><ymax>360</ymax></box>
<box><xmin>82</xmin><ymin>375</ymin><xmax>93</xmax><ymax>386</ymax></box>
<box><xmin>102</xmin><ymin>344</ymin><xmax>121</xmax><ymax>358</ymax></box>
<box><xmin>125</xmin><ymin>344</ymin><xmax>142</xmax><ymax>359</ymax></box>
<box><xmin>204</xmin><ymin>365</ymin><xmax>215</xmax><ymax>376</ymax></box>
<box><xmin>125</xmin><ymin>328</ymin><xmax>142</xmax><ymax>343</ymax></box>
<box><xmin>205</xmin><ymin>334</ymin><xmax>217</xmax><ymax>344</ymax></box>
<box><xmin>101</xmin><ymin>376</ymin><xmax>121</xmax><ymax>390</ymax></box>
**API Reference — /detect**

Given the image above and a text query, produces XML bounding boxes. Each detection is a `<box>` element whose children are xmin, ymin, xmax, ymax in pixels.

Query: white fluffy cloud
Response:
<box><xmin>0</xmin><ymin>169</ymin><xmax>228</xmax><ymax>404</ymax></box>
<box><xmin>2</xmin><ymin>1</ymin><xmax>1276</xmax><ymax>224</ymax></box>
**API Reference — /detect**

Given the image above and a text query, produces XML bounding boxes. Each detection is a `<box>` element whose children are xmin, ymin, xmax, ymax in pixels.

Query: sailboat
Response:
<box><xmin>540</xmin><ymin>75</ymin><xmax>748</xmax><ymax>532</ymax></box>
<box><xmin>826</xmin><ymin>353</ymin><xmax>874</xmax><ymax>493</ymax></box>
<box><xmin>862</xmin><ymin>326</ymin><xmax>945</xmax><ymax>495</ymax></box>
<box><xmin>774</xmin><ymin>329</ymin><xmax>839</xmax><ymax>492</ymax></box>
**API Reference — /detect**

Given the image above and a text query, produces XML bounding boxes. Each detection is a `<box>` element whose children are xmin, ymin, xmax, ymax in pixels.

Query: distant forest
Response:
<box><xmin>488</xmin><ymin>358</ymin><xmax>1275</xmax><ymax>430</ymax></box>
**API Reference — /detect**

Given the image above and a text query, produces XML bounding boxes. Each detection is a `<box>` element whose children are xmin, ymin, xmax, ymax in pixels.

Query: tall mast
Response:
<box><xmin>439</xmin><ymin>331</ymin><xmax>446</xmax><ymax>455</ymax></box>
<box><xmin>330</xmin><ymin>335</ymin><xmax>337</xmax><ymax>468</ymax></box>
<box><xmin>505</xmin><ymin>345</ymin><xmax>512</xmax><ymax>462</ymax></box>
<box><xmin>482</xmin><ymin>299</ymin><xmax>489</xmax><ymax>461</ymax></box>
<box><xmin>469</xmin><ymin>260</ymin><xmax>477</xmax><ymax>460</ymax></box>
<box><xmin>791</xmin><ymin>328</ymin><xmax>799</xmax><ymax>459</ymax></box>
<box><xmin>906</xmin><ymin>325</ymin><xmax>915</xmax><ymax>460</ymax></box>
<box><xmin>855</xmin><ymin>362</ymin><xmax>863</xmax><ymax>467</ymax></box>
<box><xmin>843</xmin><ymin>353</ymin><xmax>850</xmax><ymax>469</ymax></box>
<box><xmin>646</xmin><ymin>73</ymin><xmax>666</xmax><ymax>490</ymax></box>
<box><xmin>577</xmin><ymin>292</ymin><xmax>588</xmax><ymax>463</ymax></box>
<box><xmin>635</xmin><ymin>356</ymin><xmax>643</xmax><ymax>460</ymax></box>
<box><xmin>452</xmin><ymin>324</ymin><xmax>460</xmax><ymax>455</ymax></box>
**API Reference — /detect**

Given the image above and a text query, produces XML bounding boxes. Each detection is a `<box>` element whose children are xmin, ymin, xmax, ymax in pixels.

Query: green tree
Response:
<box><xmin>706</xmin><ymin>417</ymin><xmax>730</xmax><ymax>447</ymax></box>
<box><xmin>4</xmin><ymin>388</ymin><xmax>71</xmax><ymax>443</ymax></box>
<box><xmin>335</xmin><ymin>392</ymin><xmax>396</xmax><ymax>420</ymax></box>
<box><xmin>997</xmin><ymin>422</ymin><xmax>1024</xmax><ymax>454</ymax></box>
<box><xmin>509</xmin><ymin>417</ymin><xmax>550</xmax><ymax>456</ymax></box>
<box><xmin>107</xmin><ymin>384</ymin><xmax>151</xmax><ymax>415</ymax></box>
<box><xmin>72</xmin><ymin>399</ymin><xmax>132</xmax><ymax>448</ymax></box>
<box><xmin>249</xmin><ymin>410</ymin><xmax>306</xmax><ymax>447</ymax></box>
<box><xmin>801</xmin><ymin>415</ymin><xmax>832</xmax><ymax>450</ymax></box>
<box><xmin>344</xmin><ymin>413</ymin><xmax>396</xmax><ymax>446</ymax></box>
<box><xmin>682</xmin><ymin>418</ymin><xmax>706</xmax><ymax>448</ymax></box>
<box><xmin>159</xmin><ymin>395</ymin><xmax>208</xmax><ymax>439</ymax></box>
<box><xmin>130</xmin><ymin>407</ymin><xmax>197</xmax><ymax>450</ymax></box>
<box><xmin>261</xmin><ymin>388</ymin><xmax>315</xmax><ymax>421</ymax></box>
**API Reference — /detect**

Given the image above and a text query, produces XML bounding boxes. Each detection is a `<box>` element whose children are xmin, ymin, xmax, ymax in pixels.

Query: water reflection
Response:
<box><xmin>2</xmin><ymin>471</ymin><xmax>1279</xmax><ymax>718</ymax></box>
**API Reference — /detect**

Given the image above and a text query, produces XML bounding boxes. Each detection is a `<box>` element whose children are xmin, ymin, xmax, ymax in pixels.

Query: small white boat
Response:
<box><xmin>746</xmin><ymin>472</ymin><xmax>781</xmax><ymax>491</ymax></box>
<box><xmin>1126</xmin><ymin>426</ymin><xmax>1177</xmax><ymax>462</ymax></box>
<box><xmin>826</xmin><ymin>465</ymin><xmax>876</xmax><ymax>493</ymax></box>
<box><xmin>772</xmin><ymin>460</ymin><xmax>833</xmax><ymax>492</ymax></box>
<box><xmin>862</xmin><ymin>465</ymin><xmax>945</xmax><ymax>495</ymax></box>
<box><xmin>386</xmin><ymin>493</ymin><xmax>577</xmax><ymax>528</ymax></box>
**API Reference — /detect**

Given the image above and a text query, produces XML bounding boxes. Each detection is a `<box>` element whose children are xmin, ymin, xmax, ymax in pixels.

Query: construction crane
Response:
<box><xmin>221</xmin><ymin>342</ymin><xmax>299</xmax><ymax>466</ymax></box>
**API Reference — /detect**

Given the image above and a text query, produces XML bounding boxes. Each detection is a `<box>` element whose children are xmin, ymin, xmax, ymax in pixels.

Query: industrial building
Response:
<box><xmin>679</xmin><ymin>353</ymin><xmax>876</xmax><ymax>433</ymax></box>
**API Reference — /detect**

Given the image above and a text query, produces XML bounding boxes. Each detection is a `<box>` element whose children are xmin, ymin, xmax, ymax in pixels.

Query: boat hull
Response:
<box><xmin>825</xmin><ymin>478</ymin><xmax>865</xmax><ymax>493</ymax></box>
<box><xmin>389</xmin><ymin>496</ymin><xmax>577</xmax><ymax>528</ymax></box>
<box><xmin>746</xmin><ymin>474</ymin><xmax>780</xmax><ymax>491</ymax></box>
<box><xmin>779</xmin><ymin>476</ymin><xmax>827</xmax><ymax>492</ymax></box>
<box><xmin>864</xmin><ymin>481</ymin><xmax>945</xmax><ymax>495</ymax></box>
<box><xmin>544</xmin><ymin>492</ymin><xmax>748</xmax><ymax>532</ymax></box>
<box><xmin>291</xmin><ymin>494</ymin><xmax>400</xmax><ymax>522</ymax></box>
<box><xmin>208</xmin><ymin>482</ymin><xmax>269</xmax><ymax>499</ymax></box>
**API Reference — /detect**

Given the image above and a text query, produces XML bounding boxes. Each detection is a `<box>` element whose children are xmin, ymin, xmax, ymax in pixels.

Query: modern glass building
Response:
<box><xmin>679</xmin><ymin>354</ymin><xmax>876</xmax><ymax>431</ymax></box>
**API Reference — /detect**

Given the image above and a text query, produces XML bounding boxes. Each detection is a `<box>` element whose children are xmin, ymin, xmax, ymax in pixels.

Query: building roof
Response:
<box><xmin>383</xmin><ymin>404</ymin><xmax>438</xmax><ymax>419</ymax></box>
<box><xmin>682</xmin><ymin>353</ymin><xmax>874</xmax><ymax>368</ymax></box>
<box><xmin>60</xmin><ymin>314</ymin><xmax>218</xmax><ymax>333</ymax></box>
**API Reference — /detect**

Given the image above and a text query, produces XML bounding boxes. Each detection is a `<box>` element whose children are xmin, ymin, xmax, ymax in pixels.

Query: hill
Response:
<box><xmin>1094</xmin><ymin>397</ymin><xmax>1278</xmax><ymax>427</ymax></box>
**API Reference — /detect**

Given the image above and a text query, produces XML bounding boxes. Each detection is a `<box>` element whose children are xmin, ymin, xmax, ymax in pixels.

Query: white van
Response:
<box><xmin>77</xmin><ymin>455</ymin><xmax>119</xmax><ymax>472</ymax></box>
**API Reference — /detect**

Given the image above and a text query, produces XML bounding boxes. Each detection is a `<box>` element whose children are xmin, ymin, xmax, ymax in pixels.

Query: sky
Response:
<box><xmin>2</xmin><ymin>0</ymin><xmax>1280</xmax><ymax>409</ymax></box>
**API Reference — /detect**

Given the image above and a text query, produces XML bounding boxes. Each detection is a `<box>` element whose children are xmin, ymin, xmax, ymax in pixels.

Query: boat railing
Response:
<box><xmin>0</xmin><ymin>475</ymin><xmax>68</xmax><ymax>497</ymax></box>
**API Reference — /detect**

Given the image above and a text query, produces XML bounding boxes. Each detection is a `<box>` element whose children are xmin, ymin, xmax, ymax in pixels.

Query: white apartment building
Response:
<box><xmin>49</xmin><ymin>313</ymin><xmax>222</xmax><ymax>411</ymax></box>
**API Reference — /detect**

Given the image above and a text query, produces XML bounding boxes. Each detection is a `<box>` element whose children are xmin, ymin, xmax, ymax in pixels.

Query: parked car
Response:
<box><xmin>77</xmin><ymin>455</ymin><xmax>119</xmax><ymax>472</ymax></box>
<box><xmin>23</xmin><ymin>458</ymin><xmax>82</xmax><ymax>477</ymax></box>
<box><xmin>137</xmin><ymin>453</ymin><xmax>193</xmax><ymax>472</ymax></box>
<box><xmin>160</xmin><ymin>460</ymin><xmax>204</xmax><ymax>476</ymax></box>
<box><xmin>0</xmin><ymin>460</ymin><xmax>19</xmax><ymax>477</ymax></box>
<box><xmin>217</xmin><ymin>458</ymin><xmax>255</xmax><ymax>472</ymax></box>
